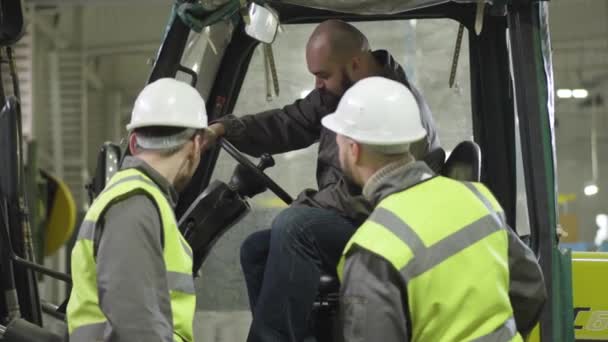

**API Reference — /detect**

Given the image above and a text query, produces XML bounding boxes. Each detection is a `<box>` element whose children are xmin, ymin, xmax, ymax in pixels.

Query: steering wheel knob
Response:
<box><xmin>257</xmin><ymin>153</ymin><xmax>275</xmax><ymax>171</ymax></box>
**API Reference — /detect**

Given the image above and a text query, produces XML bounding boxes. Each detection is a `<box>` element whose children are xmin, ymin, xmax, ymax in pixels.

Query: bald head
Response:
<box><xmin>306</xmin><ymin>20</ymin><xmax>378</xmax><ymax>98</ymax></box>
<box><xmin>307</xmin><ymin>20</ymin><xmax>369</xmax><ymax>63</ymax></box>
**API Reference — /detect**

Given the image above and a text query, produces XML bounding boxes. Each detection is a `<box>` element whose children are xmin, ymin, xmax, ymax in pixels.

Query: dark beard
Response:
<box><xmin>339</xmin><ymin>67</ymin><xmax>354</xmax><ymax>95</ymax></box>
<box><xmin>319</xmin><ymin>69</ymin><xmax>354</xmax><ymax>111</ymax></box>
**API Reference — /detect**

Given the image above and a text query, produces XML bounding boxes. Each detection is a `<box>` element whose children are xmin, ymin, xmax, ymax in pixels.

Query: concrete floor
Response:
<box><xmin>42</xmin><ymin>310</ymin><xmax>252</xmax><ymax>341</ymax></box>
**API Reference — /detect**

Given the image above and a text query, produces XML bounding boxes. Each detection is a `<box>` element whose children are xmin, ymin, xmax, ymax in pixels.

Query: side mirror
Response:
<box><xmin>244</xmin><ymin>3</ymin><xmax>279</xmax><ymax>44</ymax></box>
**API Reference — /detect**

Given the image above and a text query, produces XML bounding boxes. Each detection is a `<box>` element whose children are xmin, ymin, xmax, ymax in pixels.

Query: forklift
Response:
<box><xmin>1</xmin><ymin>0</ymin><xmax>605</xmax><ymax>341</ymax></box>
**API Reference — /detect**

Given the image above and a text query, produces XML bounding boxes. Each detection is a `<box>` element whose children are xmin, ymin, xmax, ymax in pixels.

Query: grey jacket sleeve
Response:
<box><xmin>507</xmin><ymin>228</ymin><xmax>547</xmax><ymax>336</ymax></box>
<box><xmin>339</xmin><ymin>246</ymin><xmax>410</xmax><ymax>342</ymax></box>
<box><xmin>217</xmin><ymin>89</ymin><xmax>334</xmax><ymax>157</ymax></box>
<box><xmin>408</xmin><ymin>83</ymin><xmax>441</xmax><ymax>159</ymax></box>
<box><xmin>96</xmin><ymin>195</ymin><xmax>174</xmax><ymax>342</ymax></box>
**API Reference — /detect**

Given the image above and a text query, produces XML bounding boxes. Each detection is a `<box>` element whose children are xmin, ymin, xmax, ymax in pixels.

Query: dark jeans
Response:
<box><xmin>240</xmin><ymin>207</ymin><xmax>357</xmax><ymax>342</ymax></box>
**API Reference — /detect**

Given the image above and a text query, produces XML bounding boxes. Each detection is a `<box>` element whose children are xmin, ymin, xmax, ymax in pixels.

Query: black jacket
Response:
<box><xmin>219</xmin><ymin>50</ymin><xmax>439</xmax><ymax>224</ymax></box>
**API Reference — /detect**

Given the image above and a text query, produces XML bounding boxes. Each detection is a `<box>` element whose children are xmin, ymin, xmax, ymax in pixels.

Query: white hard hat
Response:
<box><xmin>597</xmin><ymin>214</ymin><xmax>608</xmax><ymax>228</ymax></box>
<box><xmin>321</xmin><ymin>76</ymin><xmax>426</xmax><ymax>146</ymax></box>
<box><xmin>127</xmin><ymin>78</ymin><xmax>208</xmax><ymax>131</ymax></box>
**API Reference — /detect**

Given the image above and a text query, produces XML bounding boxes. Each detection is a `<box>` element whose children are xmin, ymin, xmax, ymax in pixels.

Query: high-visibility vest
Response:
<box><xmin>339</xmin><ymin>176</ymin><xmax>523</xmax><ymax>342</ymax></box>
<box><xmin>67</xmin><ymin>168</ymin><xmax>196</xmax><ymax>342</ymax></box>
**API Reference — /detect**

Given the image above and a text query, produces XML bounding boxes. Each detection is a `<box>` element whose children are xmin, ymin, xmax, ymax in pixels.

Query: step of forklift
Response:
<box><xmin>1</xmin><ymin>318</ymin><xmax>62</xmax><ymax>342</ymax></box>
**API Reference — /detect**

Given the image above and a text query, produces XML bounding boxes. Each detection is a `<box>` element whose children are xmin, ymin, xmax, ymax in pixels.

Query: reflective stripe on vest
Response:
<box><xmin>339</xmin><ymin>176</ymin><xmax>523</xmax><ymax>342</ymax></box>
<box><xmin>67</xmin><ymin>168</ymin><xmax>195</xmax><ymax>342</ymax></box>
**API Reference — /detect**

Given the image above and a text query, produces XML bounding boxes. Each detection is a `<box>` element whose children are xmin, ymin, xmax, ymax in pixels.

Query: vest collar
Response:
<box><xmin>363</xmin><ymin>160</ymin><xmax>435</xmax><ymax>207</ymax></box>
<box><xmin>121</xmin><ymin>156</ymin><xmax>179</xmax><ymax>208</ymax></box>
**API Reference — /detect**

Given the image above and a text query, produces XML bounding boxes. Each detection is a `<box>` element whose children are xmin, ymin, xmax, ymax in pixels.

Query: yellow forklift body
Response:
<box><xmin>572</xmin><ymin>252</ymin><xmax>608</xmax><ymax>340</ymax></box>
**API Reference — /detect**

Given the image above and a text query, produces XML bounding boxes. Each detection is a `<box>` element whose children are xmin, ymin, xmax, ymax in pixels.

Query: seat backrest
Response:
<box><xmin>440</xmin><ymin>141</ymin><xmax>481</xmax><ymax>182</ymax></box>
<box><xmin>422</xmin><ymin>147</ymin><xmax>446</xmax><ymax>174</ymax></box>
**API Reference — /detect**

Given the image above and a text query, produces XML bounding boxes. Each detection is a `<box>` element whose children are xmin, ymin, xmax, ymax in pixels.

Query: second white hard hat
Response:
<box><xmin>321</xmin><ymin>76</ymin><xmax>426</xmax><ymax>145</ymax></box>
<box><xmin>126</xmin><ymin>78</ymin><xmax>208</xmax><ymax>131</ymax></box>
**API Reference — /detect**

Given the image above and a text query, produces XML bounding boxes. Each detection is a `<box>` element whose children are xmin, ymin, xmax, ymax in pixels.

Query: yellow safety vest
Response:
<box><xmin>339</xmin><ymin>176</ymin><xmax>523</xmax><ymax>342</ymax></box>
<box><xmin>67</xmin><ymin>168</ymin><xmax>196</xmax><ymax>342</ymax></box>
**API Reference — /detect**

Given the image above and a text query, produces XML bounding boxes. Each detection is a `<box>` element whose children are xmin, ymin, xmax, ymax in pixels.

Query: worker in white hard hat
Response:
<box><xmin>594</xmin><ymin>214</ymin><xmax>608</xmax><ymax>251</ymax></box>
<box><xmin>67</xmin><ymin>78</ymin><xmax>207</xmax><ymax>342</ymax></box>
<box><xmin>324</xmin><ymin>77</ymin><xmax>546</xmax><ymax>341</ymax></box>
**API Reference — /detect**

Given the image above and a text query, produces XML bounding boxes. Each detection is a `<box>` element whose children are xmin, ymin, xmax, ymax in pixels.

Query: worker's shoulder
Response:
<box><xmin>102</xmin><ymin>192</ymin><xmax>161</xmax><ymax>225</ymax></box>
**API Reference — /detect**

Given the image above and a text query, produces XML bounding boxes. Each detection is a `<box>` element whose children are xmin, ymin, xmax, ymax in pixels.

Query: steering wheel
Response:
<box><xmin>219</xmin><ymin>138</ymin><xmax>293</xmax><ymax>205</ymax></box>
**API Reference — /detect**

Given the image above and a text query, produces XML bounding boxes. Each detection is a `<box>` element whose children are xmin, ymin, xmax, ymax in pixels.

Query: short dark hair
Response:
<box><xmin>135</xmin><ymin>126</ymin><xmax>191</xmax><ymax>137</ymax></box>
<box><xmin>134</xmin><ymin>126</ymin><xmax>202</xmax><ymax>157</ymax></box>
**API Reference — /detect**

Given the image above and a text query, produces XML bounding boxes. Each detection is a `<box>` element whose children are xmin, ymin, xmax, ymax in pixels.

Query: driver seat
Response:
<box><xmin>440</xmin><ymin>140</ymin><xmax>481</xmax><ymax>182</ymax></box>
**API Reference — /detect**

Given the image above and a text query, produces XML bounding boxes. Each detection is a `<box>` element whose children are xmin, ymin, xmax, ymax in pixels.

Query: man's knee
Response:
<box><xmin>271</xmin><ymin>207</ymin><xmax>313</xmax><ymax>240</ymax></box>
<box><xmin>241</xmin><ymin>230</ymin><xmax>271</xmax><ymax>267</ymax></box>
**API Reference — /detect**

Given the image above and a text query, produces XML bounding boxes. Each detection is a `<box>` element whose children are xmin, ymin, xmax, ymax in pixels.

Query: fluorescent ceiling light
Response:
<box><xmin>557</xmin><ymin>89</ymin><xmax>572</xmax><ymax>98</ymax></box>
<box><xmin>572</xmin><ymin>89</ymin><xmax>589</xmax><ymax>99</ymax></box>
<box><xmin>584</xmin><ymin>183</ymin><xmax>599</xmax><ymax>196</ymax></box>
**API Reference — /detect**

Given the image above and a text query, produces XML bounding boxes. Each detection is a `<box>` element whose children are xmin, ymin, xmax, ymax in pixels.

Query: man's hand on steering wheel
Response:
<box><xmin>202</xmin><ymin>122</ymin><xmax>225</xmax><ymax>150</ymax></box>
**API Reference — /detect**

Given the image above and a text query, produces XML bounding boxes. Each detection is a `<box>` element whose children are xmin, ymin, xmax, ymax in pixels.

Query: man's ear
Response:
<box><xmin>351</xmin><ymin>140</ymin><xmax>362</xmax><ymax>165</ymax></box>
<box><xmin>128</xmin><ymin>133</ymin><xmax>138</xmax><ymax>155</ymax></box>
<box><xmin>193</xmin><ymin>132</ymin><xmax>204</xmax><ymax>156</ymax></box>
<box><xmin>350</xmin><ymin>56</ymin><xmax>361</xmax><ymax>73</ymax></box>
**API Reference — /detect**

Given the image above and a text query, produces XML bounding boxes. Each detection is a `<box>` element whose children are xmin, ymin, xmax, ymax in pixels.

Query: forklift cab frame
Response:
<box><xmin>147</xmin><ymin>0</ymin><xmax>567</xmax><ymax>341</ymax></box>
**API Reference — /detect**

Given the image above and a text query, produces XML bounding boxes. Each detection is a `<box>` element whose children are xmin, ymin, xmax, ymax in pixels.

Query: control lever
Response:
<box><xmin>229</xmin><ymin>153</ymin><xmax>276</xmax><ymax>198</ymax></box>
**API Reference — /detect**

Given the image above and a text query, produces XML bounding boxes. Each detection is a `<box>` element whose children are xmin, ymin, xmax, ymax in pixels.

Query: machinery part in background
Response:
<box><xmin>1</xmin><ymin>187</ymin><xmax>72</xmax><ymax>285</ymax></box>
<box><xmin>86</xmin><ymin>142</ymin><xmax>122</xmax><ymax>204</ymax></box>
<box><xmin>5</xmin><ymin>47</ymin><xmax>20</xmax><ymax>99</ymax></box>
<box><xmin>263</xmin><ymin>43</ymin><xmax>280</xmax><ymax>101</ymax></box>
<box><xmin>40</xmin><ymin>171</ymin><xmax>76</xmax><ymax>257</ymax></box>
<box><xmin>0</xmin><ymin>96</ymin><xmax>42</xmax><ymax>324</ymax></box>
<box><xmin>147</xmin><ymin>0</ymin><xmax>197</xmax><ymax>83</ymax></box>
<box><xmin>0</xmin><ymin>0</ymin><xmax>25</xmax><ymax>46</ymax></box>
<box><xmin>0</xmin><ymin>43</ymin><xmax>21</xmax><ymax>323</ymax></box>
<box><xmin>0</xmin><ymin>199</ymin><xmax>20</xmax><ymax>321</ymax></box>
<box><xmin>0</xmin><ymin>317</ymin><xmax>62</xmax><ymax>342</ymax></box>
<box><xmin>24</xmin><ymin>142</ymin><xmax>44</xmax><ymax>264</ymax></box>
<box><xmin>178</xmin><ymin>0</ymin><xmax>240</xmax><ymax>34</ymax></box>
<box><xmin>6</xmin><ymin>47</ymin><xmax>38</xmax><ymax>285</ymax></box>
<box><xmin>474</xmin><ymin>0</ymin><xmax>485</xmax><ymax>35</ymax></box>
<box><xmin>39</xmin><ymin>301</ymin><xmax>65</xmax><ymax>322</ymax></box>
<box><xmin>449</xmin><ymin>24</ymin><xmax>464</xmax><ymax>88</ymax></box>
<box><xmin>177</xmin><ymin>65</ymin><xmax>199</xmax><ymax>87</ymax></box>
<box><xmin>263</xmin><ymin>43</ymin><xmax>273</xmax><ymax>101</ymax></box>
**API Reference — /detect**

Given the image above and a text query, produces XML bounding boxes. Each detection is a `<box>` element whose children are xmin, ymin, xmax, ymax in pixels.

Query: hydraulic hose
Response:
<box><xmin>1</xmin><ymin>200</ymin><xmax>21</xmax><ymax>319</ymax></box>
